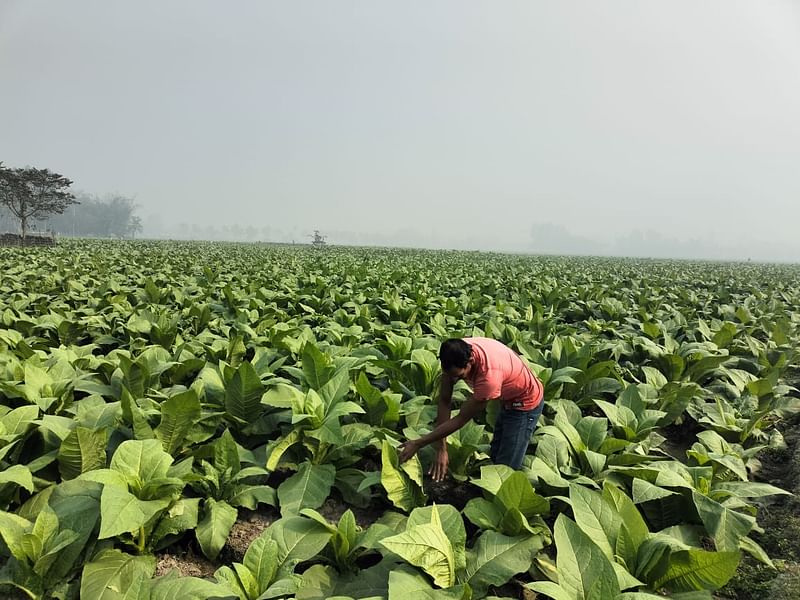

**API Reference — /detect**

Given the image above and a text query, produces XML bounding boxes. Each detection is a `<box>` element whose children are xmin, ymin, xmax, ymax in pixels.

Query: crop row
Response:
<box><xmin>0</xmin><ymin>240</ymin><xmax>798</xmax><ymax>599</ymax></box>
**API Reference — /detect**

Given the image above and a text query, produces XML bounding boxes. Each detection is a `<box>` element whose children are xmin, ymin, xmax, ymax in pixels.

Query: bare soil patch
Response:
<box><xmin>427</xmin><ymin>477</ymin><xmax>478</xmax><ymax>510</ymax></box>
<box><xmin>718</xmin><ymin>408</ymin><xmax>800</xmax><ymax>599</ymax></box>
<box><xmin>220</xmin><ymin>507</ymin><xmax>280</xmax><ymax>563</ymax></box>
<box><xmin>316</xmin><ymin>494</ymin><xmax>388</xmax><ymax>529</ymax></box>
<box><xmin>155</xmin><ymin>547</ymin><xmax>217</xmax><ymax>579</ymax></box>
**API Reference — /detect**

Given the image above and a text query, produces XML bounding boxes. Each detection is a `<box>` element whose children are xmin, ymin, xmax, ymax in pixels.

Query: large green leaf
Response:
<box><xmin>691</xmin><ymin>492</ymin><xmax>754</xmax><ymax>552</ymax></box>
<box><xmin>32</xmin><ymin>509</ymin><xmax>80</xmax><ymax>576</ymax></box>
<box><xmin>636</xmin><ymin>533</ymin><xmax>739</xmax><ymax>592</ymax></box>
<box><xmin>297</xmin><ymin>560</ymin><xmax>395</xmax><ymax>600</ymax></box>
<box><xmin>575</xmin><ymin>416</ymin><xmax>608</xmax><ymax>451</ymax></box>
<box><xmin>80</xmin><ymin>548</ymin><xmax>155</xmax><ymax>600</ymax></box>
<box><xmin>0</xmin><ymin>405</ymin><xmax>39</xmax><ymax>435</ymax></box>
<box><xmin>0</xmin><ymin>464</ymin><xmax>35</xmax><ymax>492</ymax></box>
<box><xmin>654</xmin><ymin>547</ymin><xmax>739</xmax><ymax>591</ymax></box>
<box><xmin>243</xmin><ymin>535</ymin><xmax>279</xmax><ymax>592</ymax></box>
<box><xmin>57</xmin><ymin>426</ymin><xmax>108</xmax><ymax>480</ymax></box>
<box><xmin>197</xmin><ymin>499</ymin><xmax>238</xmax><ymax>560</ymax></box>
<box><xmin>267</xmin><ymin>515</ymin><xmax>333</xmax><ymax>578</ymax></box>
<box><xmin>120</xmin><ymin>387</ymin><xmax>156</xmax><ymax>440</ymax></box>
<box><xmin>462</xmin><ymin>530</ymin><xmax>545</xmax><ymax>596</ymax></box>
<box><xmin>317</xmin><ymin>368</ymin><xmax>352</xmax><ymax>406</ymax></box>
<box><xmin>463</xmin><ymin>497</ymin><xmax>503</xmax><ymax>531</ymax></box>
<box><xmin>225</xmin><ymin>361</ymin><xmax>265</xmax><ymax>423</ymax></box>
<box><xmin>155</xmin><ymin>390</ymin><xmax>201</xmax><ymax>455</ymax></box>
<box><xmin>631</xmin><ymin>479</ymin><xmax>687</xmax><ymax>530</ymax></box>
<box><xmin>151</xmin><ymin>497</ymin><xmax>200</xmax><ymax>548</ymax></box>
<box><xmin>229</xmin><ymin>484</ymin><xmax>277</xmax><ymax>510</ymax></box>
<box><xmin>261</xmin><ymin>382</ymin><xmax>306</xmax><ymax>409</ymax></box>
<box><xmin>495</xmin><ymin>471</ymin><xmax>549</xmax><ymax>517</ymax></box>
<box><xmin>570</xmin><ymin>484</ymin><xmax>620</xmax><ymax>559</ymax></box>
<box><xmin>711</xmin><ymin>481</ymin><xmax>791</xmax><ymax>500</ymax></box>
<box><xmin>388</xmin><ymin>568</ymin><xmax>471</xmax><ymax>600</ymax></box>
<box><xmin>149</xmin><ymin>571</ymin><xmax>234</xmax><ymax>600</ymax></box>
<box><xmin>301</xmin><ymin>343</ymin><xmax>336</xmax><ymax>389</ymax></box>
<box><xmin>99</xmin><ymin>485</ymin><xmax>170</xmax><ymax>539</ymax></box>
<box><xmin>214</xmin><ymin>564</ymin><xmax>253</xmax><ymax>600</ymax></box>
<box><xmin>380</xmin><ymin>440</ymin><xmax>426</xmax><ymax>513</ymax></box>
<box><xmin>381</xmin><ymin>505</ymin><xmax>456</xmax><ymax>588</ymax></box>
<box><xmin>525</xmin><ymin>580</ymin><xmax>575</xmax><ymax>600</ymax></box>
<box><xmin>21</xmin><ymin>362</ymin><xmax>54</xmax><ymax>410</ymax></box>
<box><xmin>110</xmin><ymin>439</ymin><xmax>173</xmax><ymax>491</ymax></box>
<box><xmin>277</xmin><ymin>462</ymin><xmax>335</xmax><ymax>516</ymax></box>
<box><xmin>267</xmin><ymin>429</ymin><xmax>302</xmax><ymax>471</ymax></box>
<box><xmin>553</xmin><ymin>411</ymin><xmax>588</xmax><ymax>454</ymax></box>
<box><xmin>602</xmin><ymin>483</ymin><xmax>649</xmax><ymax>570</ymax></box>
<box><xmin>528</xmin><ymin>514</ymin><xmax>620</xmax><ymax>600</ymax></box>
<box><xmin>0</xmin><ymin>510</ymin><xmax>32</xmax><ymax>562</ymax></box>
<box><xmin>408</xmin><ymin>504</ymin><xmax>467</xmax><ymax>572</ymax></box>
<box><xmin>470</xmin><ymin>464</ymin><xmax>515</xmax><ymax>495</ymax></box>
<box><xmin>44</xmin><ymin>479</ymin><xmax>103</xmax><ymax>581</ymax></box>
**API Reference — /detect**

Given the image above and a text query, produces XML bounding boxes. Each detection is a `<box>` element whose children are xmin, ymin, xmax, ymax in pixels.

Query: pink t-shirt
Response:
<box><xmin>463</xmin><ymin>337</ymin><xmax>543</xmax><ymax>410</ymax></box>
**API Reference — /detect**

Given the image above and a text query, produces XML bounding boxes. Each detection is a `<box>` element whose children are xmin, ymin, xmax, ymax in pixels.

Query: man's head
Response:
<box><xmin>439</xmin><ymin>338</ymin><xmax>473</xmax><ymax>380</ymax></box>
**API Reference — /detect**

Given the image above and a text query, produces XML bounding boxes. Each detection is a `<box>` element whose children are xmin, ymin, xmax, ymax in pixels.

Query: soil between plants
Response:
<box><xmin>717</xmin><ymin>405</ymin><xmax>800</xmax><ymax>600</ymax></box>
<box><xmin>156</xmin><ymin>384</ymin><xmax>800</xmax><ymax>596</ymax></box>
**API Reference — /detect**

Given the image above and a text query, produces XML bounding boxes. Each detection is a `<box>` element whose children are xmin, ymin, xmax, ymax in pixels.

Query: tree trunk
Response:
<box><xmin>20</xmin><ymin>214</ymin><xmax>27</xmax><ymax>243</ymax></box>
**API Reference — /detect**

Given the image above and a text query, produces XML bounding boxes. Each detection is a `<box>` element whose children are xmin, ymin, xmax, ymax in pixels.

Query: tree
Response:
<box><xmin>45</xmin><ymin>193</ymin><xmax>143</xmax><ymax>239</ymax></box>
<box><xmin>129</xmin><ymin>214</ymin><xmax>143</xmax><ymax>238</ymax></box>
<box><xmin>102</xmin><ymin>195</ymin><xmax>142</xmax><ymax>238</ymax></box>
<box><xmin>0</xmin><ymin>163</ymin><xmax>78</xmax><ymax>241</ymax></box>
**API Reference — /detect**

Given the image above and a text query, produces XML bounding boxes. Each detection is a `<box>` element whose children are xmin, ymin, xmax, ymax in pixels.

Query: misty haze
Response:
<box><xmin>2</xmin><ymin>1</ymin><xmax>799</xmax><ymax>261</ymax></box>
<box><xmin>3</xmin><ymin>3</ymin><xmax>800</xmax><ymax>599</ymax></box>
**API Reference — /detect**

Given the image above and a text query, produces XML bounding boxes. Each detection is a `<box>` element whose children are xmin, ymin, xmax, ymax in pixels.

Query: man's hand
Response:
<box><xmin>429</xmin><ymin>446</ymin><xmax>449</xmax><ymax>482</ymax></box>
<box><xmin>398</xmin><ymin>439</ymin><xmax>421</xmax><ymax>463</ymax></box>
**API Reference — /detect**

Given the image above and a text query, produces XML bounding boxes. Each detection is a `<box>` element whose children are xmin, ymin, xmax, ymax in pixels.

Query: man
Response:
<box><xmin>398</xmin><ymin>337</ymin><xmax>544</xmax><ymax>481</ymax></box>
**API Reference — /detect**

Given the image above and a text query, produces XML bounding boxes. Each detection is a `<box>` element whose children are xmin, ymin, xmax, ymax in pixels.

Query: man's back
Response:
<box><xmin>463</xmin><ymin>337</ymin><xmax>542</xmax><ymax>410</ymax></box>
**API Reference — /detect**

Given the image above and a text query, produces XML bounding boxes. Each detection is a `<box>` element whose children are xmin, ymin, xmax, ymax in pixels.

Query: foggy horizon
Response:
<box><xmin>2</xmin><ymin>1</ymin><xmax>800</xmax><ymax>262</ymax></box>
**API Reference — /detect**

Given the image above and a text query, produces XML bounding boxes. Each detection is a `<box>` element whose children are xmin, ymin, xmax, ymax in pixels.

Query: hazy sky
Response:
<box><xmin>2</xmin><ymin>1</ymin><xmax>800</xmax><ymax>259</ymax></box>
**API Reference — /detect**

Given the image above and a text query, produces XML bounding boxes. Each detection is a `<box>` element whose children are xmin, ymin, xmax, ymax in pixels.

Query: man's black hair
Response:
<box><xmin>439</xmin><ymin>338</ymin><xmax>472</xmax><ymax>370</ymax></box>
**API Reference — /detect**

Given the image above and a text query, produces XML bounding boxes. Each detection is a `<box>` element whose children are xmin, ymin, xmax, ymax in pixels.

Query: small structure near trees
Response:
<box><xmin>0</xmin><ymin>162</ymin><xmax>77</xmax><ymax>244</ymax></box>
<box><xmin>0</xmin><ymin>231</ymin><xmax>56</xmax><ymax>247</ymax></box>
<box><xmin>310</xmin><ymin>230</ymin><xmax>327</xmax><ymax>247</ymax></box>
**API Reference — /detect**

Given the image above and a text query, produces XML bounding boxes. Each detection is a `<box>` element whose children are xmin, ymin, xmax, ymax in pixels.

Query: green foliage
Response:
<box><xmin>0</xmin><ymin>479</ymin><xmax>102</xmax><ymax>599</ymax></box>
<box><xmin>381</xmin><ymin>504</ymin><xmax>546</xmax><ymax>596</ymax></box>
<box><xmin>465</xmin><ymin>465</ymin><xmax>551</xmax><ymax>537</ymax></box>
<box><xmin>189</xmin><ymin>429</ymin><xmax>276</xmax><ymax>559</ymax></box>
<box><xmin>380</xmin><ymin>440</ymin><xmax>427</xmax><ymax>512</ymax></box>
<box><xmin>78</xmin><ymin>439</ymin><xmax>191</xmax><ymax>553</ymax></box>
<box><xmin>1</xmin><ymin>241</ymin><xmax>799</xmax><ymax>597</ymax></box>
<box><xmin>215</xmin><ymin>514</ymin><xmax>332</xmax><ymax>600</ymax></box>
<box><xmin>80</xmin><ymin>548</ymin><xmax>231</xmax><ymax>599</ymax></box>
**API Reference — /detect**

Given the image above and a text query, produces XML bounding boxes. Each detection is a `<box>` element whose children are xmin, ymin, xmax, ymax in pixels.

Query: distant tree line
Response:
<box><xmin>45</xmin><ymin>193</ymin><xmax>142</xmax><ymax>239</ymax></box>
<box><xmin>0</xmin><ymin>162</ymin><xmax>141</xmax><ymax>239</ymax></box>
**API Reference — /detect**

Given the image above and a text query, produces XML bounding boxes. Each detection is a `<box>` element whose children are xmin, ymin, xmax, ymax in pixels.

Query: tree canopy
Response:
<box><xmin>0</xmin><ymin>163</ymin><xmax>78</xmax><ymax>240</ymax></box>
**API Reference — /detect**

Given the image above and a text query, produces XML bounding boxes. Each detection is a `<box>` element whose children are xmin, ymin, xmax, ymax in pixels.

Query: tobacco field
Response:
<box><xmin>0</xmin><ymin>240</ymin><xmax>798</xmax><ymax>600</ymax></box>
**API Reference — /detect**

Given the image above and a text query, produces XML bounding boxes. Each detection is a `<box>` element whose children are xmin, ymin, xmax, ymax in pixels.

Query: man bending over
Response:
<box><xmin>399</xmin><ymin>337</ymin><xmax>544</xmax><ymax>480</ymax></box>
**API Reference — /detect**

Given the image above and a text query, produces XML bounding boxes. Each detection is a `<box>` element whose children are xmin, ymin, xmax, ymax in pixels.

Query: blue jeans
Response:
<box><xmin>490</xmin><ymin>402</ymin><xmax>543</xmax><ymax>470</ymax></box>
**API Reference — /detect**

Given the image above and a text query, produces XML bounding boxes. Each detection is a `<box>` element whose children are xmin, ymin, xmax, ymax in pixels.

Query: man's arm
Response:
<box><xmin>434</xmin><ymin>373</ymin><xmax>454</xmax><ymax>450</ymax></box>
<box><xmin>398</xmin><ymin>396</ymin><xmax>486</xmax><ymax>465</ymax></box>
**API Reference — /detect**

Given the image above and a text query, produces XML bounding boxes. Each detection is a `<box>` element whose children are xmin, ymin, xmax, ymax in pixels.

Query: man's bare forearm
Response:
<box><xmin>434</xmin><ymin>375</ymin><xmax>453</xmax><ymax>450</ymax></box>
